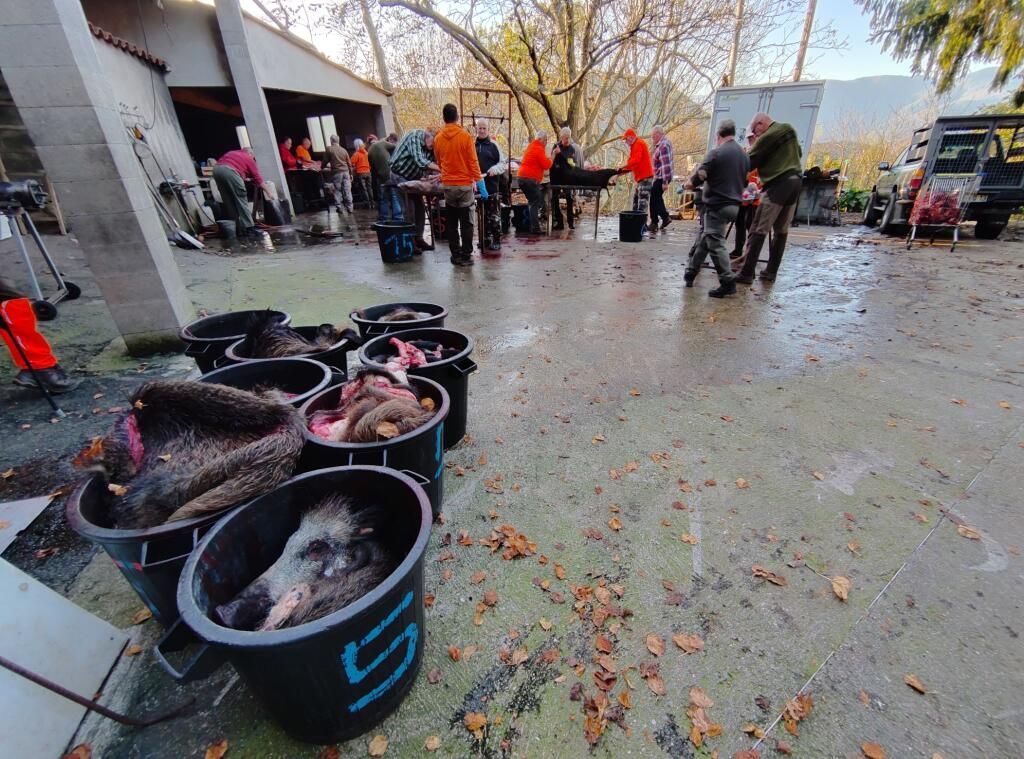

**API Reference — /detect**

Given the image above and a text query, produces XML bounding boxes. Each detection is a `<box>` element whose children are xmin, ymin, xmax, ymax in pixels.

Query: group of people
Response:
<box><xmin>685</xmin><ymin>111</ymin><xmax>802</xmax><ymax>297</ymax></box>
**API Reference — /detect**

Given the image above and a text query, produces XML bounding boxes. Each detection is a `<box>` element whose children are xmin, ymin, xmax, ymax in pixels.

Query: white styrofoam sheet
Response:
<box><xmin>0</xmin><ymin>495</ymin><xmax>52</xmax><ymax>553</ymax></box>
<box><xmin>0</xmin><ymin>559</ymin><xmax>128</xmax><ymax>759</ymax></box>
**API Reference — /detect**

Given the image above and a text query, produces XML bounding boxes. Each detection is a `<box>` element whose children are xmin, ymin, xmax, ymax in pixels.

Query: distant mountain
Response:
<box><xmin>817</xmin><ymin>67</ymin><xmax>1015</xmax><ymax>138</ymax></box>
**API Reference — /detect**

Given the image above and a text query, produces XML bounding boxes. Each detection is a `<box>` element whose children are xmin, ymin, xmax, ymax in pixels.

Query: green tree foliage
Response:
<box><xmin>857</xmin><ymin>0</ymin><xmax>1024</xmax><ymax>106</ymax></box>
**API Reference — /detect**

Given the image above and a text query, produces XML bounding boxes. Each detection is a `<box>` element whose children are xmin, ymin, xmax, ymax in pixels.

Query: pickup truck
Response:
<box><xmin>862</xmin><ymin>115</ymin><xmax>1024</xmax><ymax>239</ymax></box>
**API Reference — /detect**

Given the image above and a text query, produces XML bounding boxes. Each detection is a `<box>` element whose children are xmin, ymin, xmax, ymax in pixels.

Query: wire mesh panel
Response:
<box><xmin>982</xmin><ymin>121</ymin><xmax>1024</xmax><ymax>189</ymax></box>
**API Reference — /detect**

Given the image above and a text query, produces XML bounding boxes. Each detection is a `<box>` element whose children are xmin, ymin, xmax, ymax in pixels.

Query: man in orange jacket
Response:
<box><xmin>517</xmin><ymin>130</ymin><xmax>552</xmax><ymax>235</ymax></box>
<box><xmin>351</xmin><ymin>139</ymin><xmax>373</xmax><ymax>207</ymax></box>
<box><xmin>620</xmin><ymin>128</ymin><xmax>655</xmax><ymax>222</ymax></box>
<box><xmin>1</xmin><ymin>278</ymin><xmax>79</xmax><ymax>394</ymax></box>
<box><xmin>433</xmin><ymin>103</ymin><xmax>484</xmax><ymax>266</ymax></box>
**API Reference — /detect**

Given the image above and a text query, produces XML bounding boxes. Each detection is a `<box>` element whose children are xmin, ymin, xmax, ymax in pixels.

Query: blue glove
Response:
<box><xmin>476</xmin><ymin>179</ymin><xmax>489</xmax><ymax>200</ymax></box>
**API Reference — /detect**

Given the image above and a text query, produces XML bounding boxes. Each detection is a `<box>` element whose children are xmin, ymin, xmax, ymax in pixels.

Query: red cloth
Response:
<box><xmin>1</xmin><ymin>298</ymin><xmax>58</xmax><ymax>370</ymax></box>
<box><xmin>279</xmin><ymin>143</ymin><xmax>298</xmax><ymax>170</ymax></box>
<box><xmin>216</xmin><ymin>149</ymin><xmax>264</xmax><ymax>185</ymax></box>
<box><xmin>624</xmin><ymin>138</ymin><xmax>654</xmax><ymax>182</ymax></box>
<box><xmin>517</xmin><ymin>139</ymin><xmax>552</xmax><ymax>181</ymax></box>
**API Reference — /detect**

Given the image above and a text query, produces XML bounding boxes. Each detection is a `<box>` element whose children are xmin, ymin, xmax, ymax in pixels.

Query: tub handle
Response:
<box><xmin>364</xmin><ymin>323</ymin><xmax>390</xmax><ymax>337</ymax></box>
<box><xmin>453</xmin><ymin>358</ymin><xmax>478</xmax><ymax>376</ymax></box>
<box><xmin>140</xmin><ymin>524</ymin><xmax>214</xmax><ymax>569</ymax></box>
<box><xmin>184</xmin><ymin>342</ymin><xmax>211</xmax><ymax>358</ymax></box>
<box><xmin>211</xmin><ymin>354</ymin><xmax>234</xmax><ymax>370</ymax></box>
<box><xmin>346</xmin><ymin>448</ymin><xmax>388</xmax><ymax>468</ymax></box>
<box><xmin>400</xmin><ymin>469</ymin><xmax>431</xmax><ymax>487</ymax></box>
<box><xmin>153</xmin><ymin>618</ymin><xmax>223</xmax><ymax>683</ymax></box>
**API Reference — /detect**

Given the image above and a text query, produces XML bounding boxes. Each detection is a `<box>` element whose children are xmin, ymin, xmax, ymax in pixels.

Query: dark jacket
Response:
<box><xmin>368</xmin><ymin>140</ymin><xmax>395</xmax><ymax>184</ymax></box>
<box><xmin>692</xmin><ymin>138</ymin><xmax>749</xmax><ymax>208</ymax></box>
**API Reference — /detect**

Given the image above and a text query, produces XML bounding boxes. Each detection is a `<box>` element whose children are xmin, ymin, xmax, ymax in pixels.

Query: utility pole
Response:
<box><xmin>725</xmin><ymin>0</ymin><xmax>744</xmax><ymax>87</ymax></box>
<box><xmin>792</xmin><ymin>0</ymin><xmax>817</xmax><ymax>81</ymax></box>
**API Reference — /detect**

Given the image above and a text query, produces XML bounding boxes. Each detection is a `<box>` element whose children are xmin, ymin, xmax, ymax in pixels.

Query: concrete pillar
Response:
<box><xmin>0</xmin><ymin>0</ymin><xmax>193</xmax><ymax>355</ymax></box>
<box><xmin>214</xmin><ymin>0</ymin><xmax>290</xmax><ymax>210</ymax></box>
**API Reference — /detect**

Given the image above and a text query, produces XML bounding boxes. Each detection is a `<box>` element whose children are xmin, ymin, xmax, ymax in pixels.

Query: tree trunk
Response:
<box><xmin>792</xmin><ymin>0</ymin><xmax>817</xmax><ymax>82</ymax></box>
<box><xmin>358</xmin><ymin>0</ymin><xmax>403</xmax><ymax>135</ymax></box>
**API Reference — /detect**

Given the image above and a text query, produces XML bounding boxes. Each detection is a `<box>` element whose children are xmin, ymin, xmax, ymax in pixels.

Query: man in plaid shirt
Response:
<box><xmin>649</xmin><ymin>125</ymin><xmax>674</xmax><ymax>231</ymax></box>
<box><xmin>390</xmin><ymin>128</ymin><xmax>439</xmax><ymax>250</ymax></box>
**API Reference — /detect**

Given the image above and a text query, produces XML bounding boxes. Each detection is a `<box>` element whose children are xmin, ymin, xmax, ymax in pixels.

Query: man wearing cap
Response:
<box><xmin>620</xmin><ymin>128</ymin><xmax>655</xmax><ymax>221</ymax></box>
<box><xmin>683</xmin><ymin>119</ymin><xmax>749</xmax><ymax>298</ymax></box>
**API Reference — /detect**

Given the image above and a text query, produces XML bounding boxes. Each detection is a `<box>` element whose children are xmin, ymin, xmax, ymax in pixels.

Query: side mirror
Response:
<box><xmin>877</xmin><ymin>162</ymin><xmax>891</xmax><ymax>171</ymax></box>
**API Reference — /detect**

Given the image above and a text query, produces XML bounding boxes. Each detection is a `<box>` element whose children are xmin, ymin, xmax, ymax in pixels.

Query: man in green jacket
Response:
<box><xmin>369</xmin><ymin>133</ymin><xmax>402</xmax><ymax>223</ymax></box>
<box><xmin>735</xmin><ymin>112</ymin><xmax>802</xmax><ymax>284</ymax></box>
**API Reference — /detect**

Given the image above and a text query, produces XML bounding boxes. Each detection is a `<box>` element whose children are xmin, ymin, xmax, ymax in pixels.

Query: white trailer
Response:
<box><xmin>707</xmin><ymin>80</ymin><xmax>824</xmax><ymax>163</ymax></box>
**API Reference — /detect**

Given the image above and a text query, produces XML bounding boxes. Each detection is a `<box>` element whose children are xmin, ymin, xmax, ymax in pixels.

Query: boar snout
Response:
<box><xmin>215</xmin><ymin>581</ymin><xmax>273</xmax><ymax>630</ymax></box>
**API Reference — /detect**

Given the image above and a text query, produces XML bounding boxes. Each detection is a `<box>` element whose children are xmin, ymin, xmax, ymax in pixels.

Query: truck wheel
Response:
<box><xmin>878</xmin><ymin>197</ymin><xmax>902</xmax><ymax>235</ymax></box>
<box><xmin>974</xmin><ymin>221</ymin><xmax>1006</xmax><ymax>240</ymax></box>
<box><xmin>861</xmin><ymin>192</ymin><xmax>881</xmax><ymax>227</ymax></box>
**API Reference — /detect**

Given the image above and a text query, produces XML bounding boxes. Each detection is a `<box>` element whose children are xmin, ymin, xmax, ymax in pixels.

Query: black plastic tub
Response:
<box><xmin>358</xmin><ymin>328</ymin><xmax>476</xmax><ymax>449</ymax></box>
<box><xmin>222</xmin><ymin>327</ymin><xmax>357</xmax><ymax>378</ymax></box>
<box><xmin>349</xmin><ymin>302</ymin><xmax>448</xmax><ymax>340</ymax></box>
<box><xmin>179</xmin><ymin>310</ymin><xmax>290</xmax><ymax>374</ymax></box>
<box><xmin>66</xmin><ymin>475</ymin><xmax>233</xmax><ymax>624</ymax></box>
<box><xmin>370</xmin><ymin>222</ymin><xmax>416</xmax><ymax>263</ymax></box>
<box><xmin>298</xmin><ymin>376</ymin><xmax>448</xmax><ymax>515</ymax></box>
<box><xmin>619</xmin><ymin>210</ymin><xmax>646</xmax><ymax>242</ymax></box>
<box><xmin>155</xmin><ymin>466</ymin><xmax>431</xmax><ymax>744</ymax></box>
<box><xmin>199</xmin><ymin>358</ymin><xmax>334</xmax><ymax>408</ymax></box>
<box><xmin>511</xmin><ymin>203</ymin><xmax>530</xmax><ymax>231</ymax></box>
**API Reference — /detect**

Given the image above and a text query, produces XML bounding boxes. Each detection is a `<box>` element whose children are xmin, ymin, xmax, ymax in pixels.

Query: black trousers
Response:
<box><xmin>445</xmin><ymin>205</ymin><xmax>474</xmax><ymax>258</ymax></box>
<box><xmin>649</xmin><ymin>178</ymin><xmax>670</xmax><ymax>225</ymax></box>
<box><xmin>551</xmin><ymin>187</ymin><xmax>574</xmax><ymax>227</ymax></box>
<box><xmin>732</xmin><ymin>203</ymin><xmax>754</xmax><ymax>256</ymax></box>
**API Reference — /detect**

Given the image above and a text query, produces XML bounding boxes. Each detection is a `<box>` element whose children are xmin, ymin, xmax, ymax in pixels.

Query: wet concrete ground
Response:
<box><xmin>2</xmin><ymin>211</ymin><xmax>1022</xmax><ymax>758</ymax></box>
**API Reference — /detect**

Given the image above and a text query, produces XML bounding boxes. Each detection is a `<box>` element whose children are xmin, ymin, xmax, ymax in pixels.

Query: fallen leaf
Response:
<box><xmin>805</xmin><ymin>353</ymin><xmax>820</xmax><ymax>362</ymax></box>
<box><xmin>956</xmin><ymin>524</ymin><xmax>981</xmax><ymax>540</ymax></box>
<box><xmin>672</xmin><ymin>500</ymin><xmax>687</xmax><ymax>510</ymax></box>
<box><xmin>462</xmin><ymin>645</ymin><xmax>480</xmax><ymax>659</ymax></box>
<box><xmin>646</xmin><ymin>634</ymin><xmax>666</xmax><ymax>656</ymax></box>
<box><xmin>124</xmin><ymin>644</ymin><xmax>143</xmax><ymax>657</ymax></box>
<box><xmin>424</xmin><ymin>735</ymin><xmax>441</xmax><ymax>751</ymax></box>
<box><xmin>427</xmin><ymin>668</ymin><xmax>442</xmax><ymax>683</ymax></box>
<box><xmin>646</xmin><ymin>673</ymin><xmax>666</xmax><ymax>696</ymax></box>
<box><xmin>478</xmin><ymin>453</ymin><xmax>488</xmax><ymax>466</ymax></box>
<box><xmin>608</xmin><ymin>517</ymin><xmax>623</xmax><ymax>531</ymax></box>
<box><xmin>689</xmin><ymin>686</ymin><xmax>714</xmax><ymax>708</ymax></box>
<box><xmin>375</xmin><ymin>421</ymin><xmax>400</xmax><ymax>439</ymax></box>
<box><xmin>858</xmin><ymin>689</ymin><xmax>870</xmax><ymax>706</ymax></box>
<box><xmin>950</xmin><ymin>398</ymin><xmax>966</xmax><ymax>406</ymax></box>
<box><xmin>672</xmin><ymin>633</ymin><xmax>704</xmax><ymax>653</ymax></box>
<box><xmin>424</xmin><ymin>593</ymin><xmax>436</xmax><ymax>608</ymax></box>
<box><xmin>736</xmin><ymin>478</ymin><xmax>750</xmax><ymax>489</ymax></box>
<box><xmin>539</xmin><ymin>617</ymin><xmax>552</xmax><ymax>631</ymax></box>
<box><xmin>108</xmin><ymin>483</ymin><xmax>129</xmax><ymax>497</ymax></box>
<box><xmin>704</xmin><ymin>478</ymin><xmax>717</xmax><ymax>487</ymax></box>
<box><xmin>618</xmin><ymin>690</ymin><xmax>632</xmax><ymax>709</ymax></box>
<box><xmin>913</xmin><ymin>513</ymin><xmax>929</xmax><ymax>523</ymax></box>
<box><xmin>861</xmin><ymin>742</ymin><xmax>886</xmax><ymax>759</ymax></box>
<box><xmin>998</xmin><ymin>401</ymin><xmax>1011</xmax><ymax>409</ymax></box>
<box><xmin>720</xmin><ymin>415</ymin><xmax>734</xmax><ymax>422</ymax></box>
<box><xmin>595</xmin><ymin>635</ymin><xmax>614</xmax><ymax>654</ymax></box>
<box><xmin>367</xmin><ymin>734</ymin><xmax>388</xmax><ymax>756</ymax></box>
<box><xmin>130</xmin><ymin>607</ymin><xmax>153</xmax><ymax>625</ymax></box>
<box><xmin>592</xmin><ymin>434</ymin><xmax>606</xmax><ymax>444</ymax></box>
<box><xmin>903</xmin><ymin>673</ymin><xmax>927</xmax><ymax>694</ymax></box>
<box><xmin>679</xmin><ymin>533</ymin><xmax>699</xmax><ymax>545</ymax></box>
<box><xmin>812</xmin><ymin>470</ymin><xmax>825</xmax><ymax>481</ymax></box>
<box><xmin>623</xmin><ymin>461</ymin><xmax>640</xmax><ymax>473</ymax></box>
<box><xmin>62</xmin><ymin>745</ymin><xmax>92</xmax><ymax>759</ymax></box>
<box><xmin>742</xmin><ymin>723</ymin><xmax>765</xmax><ymax>738</ymax></box>
<box><xmin>471</xmin><ymin>570</ymin><xmax>487</xmax><ymax>584</ymax></box>
<box><xmin>782</xmin><ymin>692</ymin><xmax>813</xmax><ymax>736</ymax></box>
<box><xmin>752</xmin><ymin>565</ymin><xmax>787</xmax><ymax>586</ymax></box>
<box><xmin>483</xmin><ymin>590</ymin><xmax>498</xmax><ymax>607</ymax></box>
<box><xmin>204</xmin><ymin>740</ymin><xmax>229</xmax><ymax>759</ymax></box>
<box><xmin>511</xmin><ymin>646</ymin><xmax>528</xmax><ymax>665</ymax></box>
<box><xmin>596</xmin><ymin>654</ymin><xmax>618</xmax><ymax>673</ymax></box>
<box><xmin>847</xmin><ymin>540</ymin><xmax>861</xmax><ymax>556</ymax></box>
<box><xmin>776</xmin><ymin>740</ymin><xmax>793</xmax><ymax>754</ymax></box>
<box><xmin>554</xmin><ymin>563</ymin><xmax>566</xmax><ymax>580</ymax></box>
<box><xmin>831</xmin><ymin>576</ymin><xmax>851</xmax><ymax>601</ymax></box>
<box><xmin>735</xmin><ymin>751</ymin><xmax>760</xmax><ymax>759</ymax></box>
<box><xmin>447</xmin><ymin>645</ymin><xmax>461</xmax><ymax>662</ymax></box>
<box><xmin>629</xmin><ymin>388</ymin><xmax>641</xmax><ymax>397</ymax></box>
<box><xmin>464</xmin><ymin>712</ymin><xmax>487</xmax><ymax>738</ymax></box>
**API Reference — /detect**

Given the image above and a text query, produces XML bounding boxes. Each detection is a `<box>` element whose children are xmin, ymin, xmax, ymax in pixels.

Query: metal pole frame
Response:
<box><xmin>459</xmin><ymin>87</ymin><xmax>514</xmax><ymax>250</ymax></box>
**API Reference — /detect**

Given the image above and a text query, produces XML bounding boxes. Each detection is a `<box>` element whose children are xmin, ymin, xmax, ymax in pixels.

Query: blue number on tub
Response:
<box><xmin>341</xmin><ymin>590</ymin><xmax>418</xmax><ymax>712</ymax></box>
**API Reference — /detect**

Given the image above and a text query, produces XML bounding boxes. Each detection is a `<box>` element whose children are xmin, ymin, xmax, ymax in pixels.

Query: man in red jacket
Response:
<box><xmin>1</xmin><ymin>278</ymin><xmax>79</xmax><ymax>394</ymax></box>
<box><xmin>620</xmin><ymin>128</ymin><xmax>655</xmax><ymax>220</ymax></box>
<box><xmin>517</xmin><ymin>130</ymin><xmax>552</xmax><ymax>235</ymax></box>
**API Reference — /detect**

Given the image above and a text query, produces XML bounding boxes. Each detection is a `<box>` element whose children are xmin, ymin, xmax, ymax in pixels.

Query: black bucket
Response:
<box><xmin>66</xmin><ymin>475</ymin><xmax>233</xmax><ymax>624</ymax></box>
<box><xmin>511</xmin><ymin>203</ymin><xmax>530</xmax><ymax>231</ymax></box>
<box><xmin>155</xmin><ymin>466</ymin><xmax>431</xmax><ymax>744</ymax></box>
<box><xmin>199</xmin><ymin>358</ymin><xmax>334</xmax><ymax>408</ymax></box>
<box><xmin>370</xmin><ymin>222</ymin><xmax>416</xmax><ymax>263</ymax></box>
<box><xmin>222</xmin><ymin>327</ymin><xmax>357</xmax><ymax>378</ymax></box>
<box><xmin>349</xmin><ymin>302</ymin><xmax>448</xmax><ymax>340</ymax></box>
<box><xmin>619</xmin><ymin>211</ymin><xmax>646</xmax><ymax>242</ymax></box>
<box><xmin>298</xmin><ymin>376</ymin><xmax>448</xmax><ymax>515</ymax></box>
<box><xmin>179</xmin><ymin>310</ymin><xmax>290</xmax><ymax>374</ymax></box>
<box><xmin>358</xmin><ymin>328</ymin><xmax>476</xmax><ymax>449</ymax></box>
